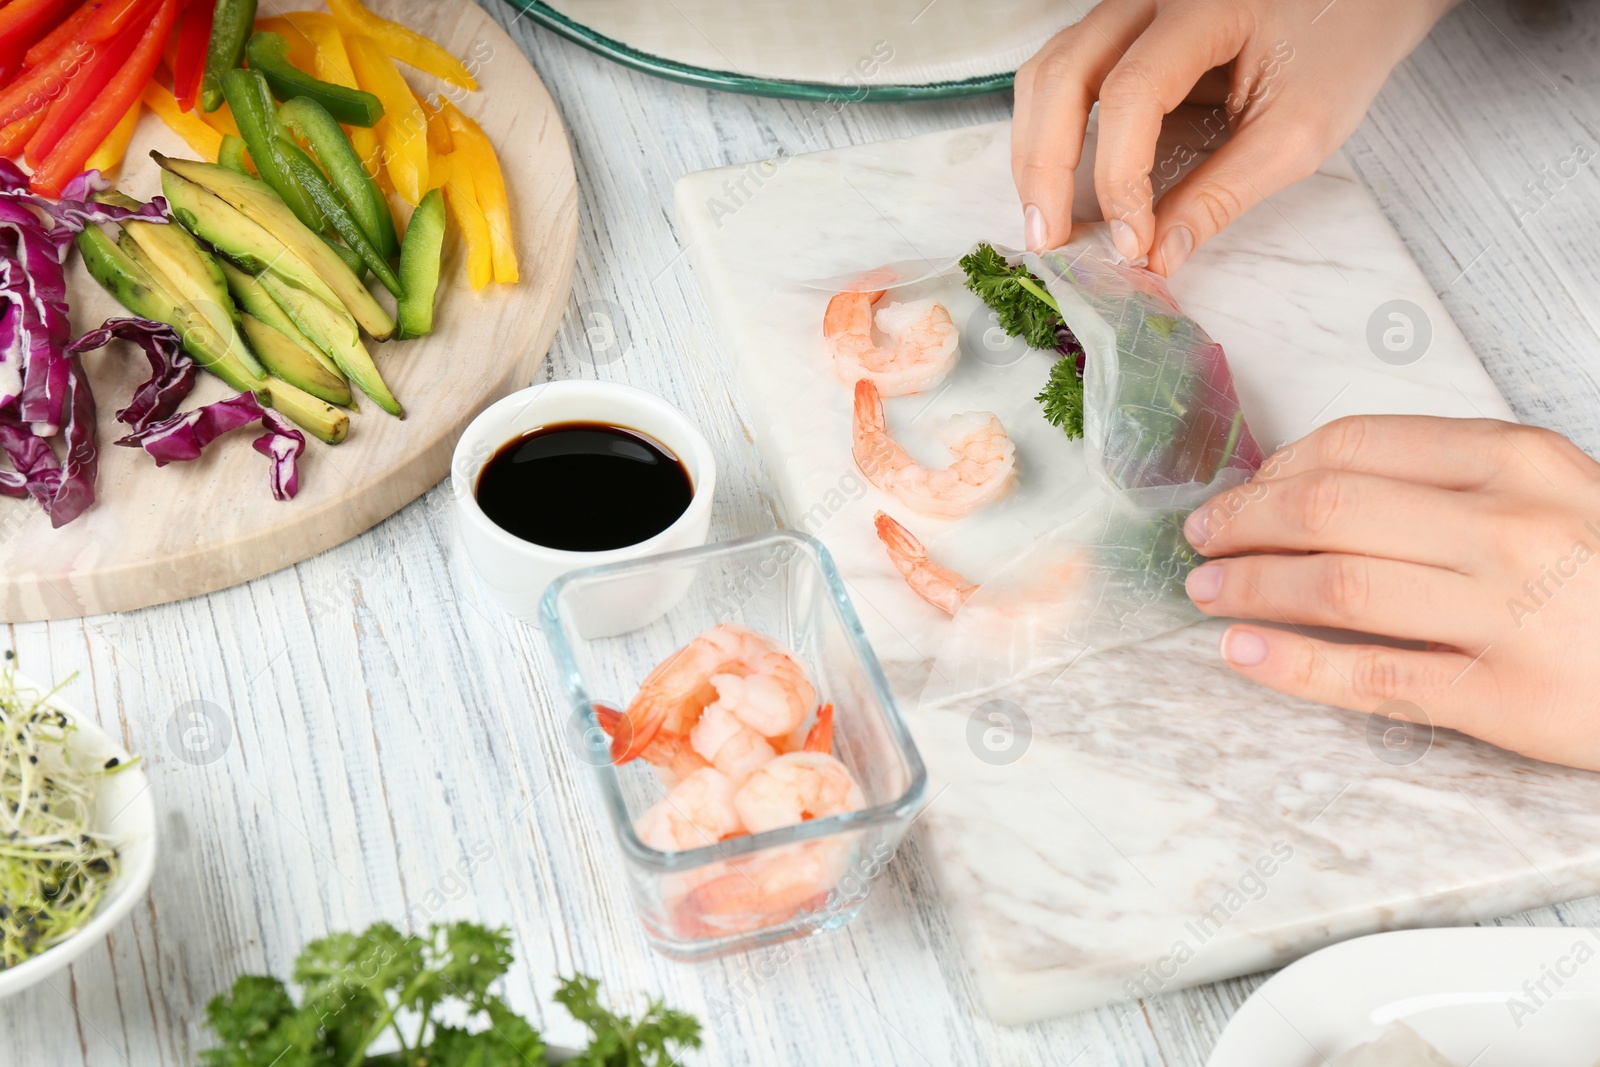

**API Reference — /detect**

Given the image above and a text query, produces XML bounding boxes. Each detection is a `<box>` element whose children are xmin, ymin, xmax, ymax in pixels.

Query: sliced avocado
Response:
<box><xmin>78</xmin><ymin>226</ymin><xmax>268</xmax><ymax>397</ymax></box>
<box><xmin>220</xmin><ymin>260</ymin><xmax>343</xmax><ymax>380</ymax></box>
<box><xmin>242</xmin><ymin>315</ymin><xmax>353</xmax><ymax>407</ymax></box>
<box><xmin>122</xmin><ymin>218</ymin><xmax>266</xmax><ymax>380</ymax></box>
<box><xmin>155</xmin><ymin>153</ymin><xmax>396</xmax><ymax>341</ymax></box>
<box><xmin>162</xmin><ymin>169</ymin><xmax>344</xmax><ymax>310</ymax></box>
<box><xmin>265</xmin><ymin>378</ymin><xmax>349</xmax><ymax>445</ymax></box>
<box><xmin>257</xmin><ymin>272</ymin><xmax>403</xmax><ymax>417</ymax></box>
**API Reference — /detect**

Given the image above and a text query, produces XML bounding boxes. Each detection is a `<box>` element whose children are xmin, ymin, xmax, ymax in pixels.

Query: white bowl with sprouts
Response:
<box><xmin>0</xmin><ymin>669</ymin><xmax>157</xmax><ymax>999</ymax></box>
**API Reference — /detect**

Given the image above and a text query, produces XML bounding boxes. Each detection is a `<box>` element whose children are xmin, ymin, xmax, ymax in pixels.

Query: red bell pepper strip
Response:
<box><xmin>0</xmin><ymin>109</ymin><xmax>46</xmax><ymax>157</ymax></box>
<box><xmin>29</xmin><ymin>0</ymin><xmax>176</xmax><ymax>196</ymax></box>
<box><xmin>0</xmin><ymin>0</ymin><xmax>80</xmax><ymax>58</ymax></box>
<box><xmin>24</xmin><ymin>1</ymin><xmax>100</xmax><ymax>68</ymax></box>
<box><xmin>22</xmin><ymin>4</ymin><xmax>143</xmax><ymax>166</ymax></box>
<box><xmin>171</xmin><ymin>0</ymin><xmax>210</xmax><ymax>112</ymax></box>
<box><xmin>0</xmin><ymin>33</ymin><xmax>95</xmax><ymax>129</ymax></box>
<box><xmin>79</xmin><ymin>0</ymin><xmax>157</xmax><ymax>41</ymax></box>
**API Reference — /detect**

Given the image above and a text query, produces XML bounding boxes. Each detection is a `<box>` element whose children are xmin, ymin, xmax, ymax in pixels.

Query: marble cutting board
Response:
<box><xmin>673</xmin><ymin>118</ymin><xmax>1600</xmax><ymax>1024</ymax></box>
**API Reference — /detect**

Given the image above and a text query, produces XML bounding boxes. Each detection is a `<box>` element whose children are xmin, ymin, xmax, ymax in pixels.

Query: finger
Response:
<box><xmin>1185</xmin><ymin>470</ymin><xmax>1482</xmax><ymax>571</ymax></box>
<box><xmin>1093</xmin><ymin>0</ymin><xmax>1250</xmax><ymax>261</ymax></box>
<box><xmin>1186</xmin><ymin>553</ymin><xmax>1485</xmax><ymax>647</ymax></box>
<box><xmin>1147</xmin><ymin>112</ymin><xmax>1326</xmax><ymax>274</ymax></box>
<box><xmin>1012</xmin><ymin>0</ymin><xmax>1154</xmax><ymax>250</ymax></box>
<box><xmin>1251</xmin><ymin>415</ymin><xmax>1550</xmax><ymax>493</ymax></box>
<box><xmin>1216</xmin><ymin>624</ymin><xmax>1496</xmax><ymax>740</ymax></box>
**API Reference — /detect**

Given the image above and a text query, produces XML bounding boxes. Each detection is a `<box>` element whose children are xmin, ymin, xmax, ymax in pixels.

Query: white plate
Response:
<box><xmin>1207</xmin><ymin>928</ymin><xmax>1600</xmax><ymax>1067</ymax></box>
<box><xmin>0</xmin><ymin>673</ymin><xmax>157</xmax><ymax>999</ymax></box>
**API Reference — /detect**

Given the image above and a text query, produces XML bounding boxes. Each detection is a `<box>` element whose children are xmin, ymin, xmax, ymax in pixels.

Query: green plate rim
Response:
<box><xmin>499</xmin><ymin>0</ymin><xmax>1016</xmax><ymax>101</ymax></box>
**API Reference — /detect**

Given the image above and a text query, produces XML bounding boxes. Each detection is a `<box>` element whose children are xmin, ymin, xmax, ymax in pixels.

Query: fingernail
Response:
<box><xmin>1222</xmin><ymin>628</ymin><xmax>1269</xmax><ymax>667</ymax></box>
<box><xmin>1184</xmin><ymin>507</ymin><xmax>1211</xmax><ymax>548</ymax></box>
<box><xmin>1024</xmin><ymin>204</ymin><xmax>1046</xmax><ymax>251</ymax></box>
<box><xmin>1108</xmin><ymin>218</ymin><xmax>1139</xmax><ymax>261</ymax></box>
<box><xmin>1158</xmin><ymin>225</ymin><xmax>1194</xmax><ymax>274</ymax></box>
<box><xmin>1186</xmin><ymin>564</ymin><xmax>1223</xmax><ymax>603</ymax></box>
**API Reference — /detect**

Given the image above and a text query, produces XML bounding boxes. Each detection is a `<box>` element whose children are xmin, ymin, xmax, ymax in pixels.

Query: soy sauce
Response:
<box><xmin>475</xmin><ymin>422</ymin><xmax>693</xmax><ymax>551</ymax></box>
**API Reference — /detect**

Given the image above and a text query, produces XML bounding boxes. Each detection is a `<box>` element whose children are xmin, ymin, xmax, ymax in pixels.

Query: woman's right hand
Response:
<box><xmin>1012</xmin><ymin>0</ymin><xmax>1456</xmax><ymax>273</ymax></box>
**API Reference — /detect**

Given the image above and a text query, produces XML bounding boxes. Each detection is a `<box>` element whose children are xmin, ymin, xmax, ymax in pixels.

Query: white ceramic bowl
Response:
<box><xmin>452</xmin><ymin>381</ymin><xmax>717</xmax><ymax>628</ymax></box>
<box><xmin>0</xmin><ymin>674</ymin><xmax>157</xmax><ymax>999</ymax></box>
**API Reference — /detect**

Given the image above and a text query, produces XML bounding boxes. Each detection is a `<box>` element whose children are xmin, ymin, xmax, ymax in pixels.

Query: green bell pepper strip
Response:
<box><xmin>323</xmin><ymin>235</ymin><xmax>366</xmax><ymax>280</ymax></box>
<box><xmin>279</xmin><ymin>137</ymin><xmax>403</xmax><ymax>297</ymax></box>
<box><xmin>276</xmin><ymin>96</ymin><xmax>399</xmax><ymax>260</ymax></box>
<box><xmin>218</xmin><ymin>134</ymin><xmax>251</xmax><ymax>176</ymax></box>
<box><xmin>396</xmin><ymin>188</ymin><xmax>445</xmax><ymax>339</ymax></box>
<box><xmin>245</xmin><ymin>32</ymin><xmax>384</xmax><ymax>127</ymax></box>
<box><xmin>221</xmin><ymin>66</ymin><xmax>325</xmax><ymax>233</ymax></box>
<box><xmin>201</xmin><ymin>0</ymin><xmax>257</xmax><ymax>113</ymax></box>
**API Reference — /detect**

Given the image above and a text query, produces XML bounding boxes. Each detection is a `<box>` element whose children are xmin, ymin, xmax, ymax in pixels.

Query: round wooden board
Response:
<box><xmin>0</xmin><ymin>0</ymin><xmax>579</xmax><ymax>621</ymax></box>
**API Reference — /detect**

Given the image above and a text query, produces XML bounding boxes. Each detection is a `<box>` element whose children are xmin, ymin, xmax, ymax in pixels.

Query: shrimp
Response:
<box><xmin>690</xmin><ymin>699</ymin><xmax>779</xmax><ymax>785</ymax></box>
<box><xmin>852</xmin><ymin>379</ymin><xmax>1015</xmax><ymax>517</ymax></box>
<box><xmin>802</xmin><ymin>703</ymin><xmax>834</xmax><ymax>754</ymax></box>
<box><xmin>613</xmin><ymin>624</ymin><xmax>816</xmax><ymax>763</ymax></box>
<box><xmin>874</xmin><ymin>510</ymin><xmax>978</xmax><ymax>615</ymax></box>
<box><xmin>593</xmin><ymin>703</ymin><xmax>709</xmax><ymax>783</ymax></box>
<box><xmin>824</xmin><ymin>291</ymin><xmax>960</xmax><ymax>397</ymax></box>
<box><xmin>733</xmin><ymin>752</ymin><xmax>864</xmax><ymax>834</ymax></box>
<box><xmin>675</xmin><ymin>842</ymin><xmax>844</xmax><ymax>937</ymax></box>
<box><xmin>634</xmin><ymin>768</ymin><xmax>745</xmax><ymax>852</ymax></box>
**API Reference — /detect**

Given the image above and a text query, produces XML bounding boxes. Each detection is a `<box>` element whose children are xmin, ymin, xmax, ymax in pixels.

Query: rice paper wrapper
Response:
<box><xmin>919</xmin><ymin>225</ymin><xmax>1262</xmax><ymax>711</ymax></box>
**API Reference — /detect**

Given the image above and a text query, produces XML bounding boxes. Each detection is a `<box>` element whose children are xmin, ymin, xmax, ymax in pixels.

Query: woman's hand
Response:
<box><xmin>1183</xmin><ymin>416</ymin><xmax>1600</xmax><ymax>771</ymax></box>
<box><xmin>1012</xmin><ymin>0</ymin><xmax>1455</xmax><ymax>273</ymax></box>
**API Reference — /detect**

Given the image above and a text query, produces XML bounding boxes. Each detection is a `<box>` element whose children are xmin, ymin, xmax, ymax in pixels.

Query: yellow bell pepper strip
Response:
<box><xmin>279</xmin><ymin>11</ymin><xmax>357</xmax><ymax>86</ymax></box>
<box><xmin>200</xmin><ymin>0</ymin><xmax>255</xmax><ymax>112</ymax></box>
<box><xmin>345</xmin><ymin>33</ymin><xmax>426</xmax><ymax>205</ymax></box>
<box><xmin>439</xmin><ymin>153</ymin><xmax>492</xmax><ymax>292</ymax></box>
<box><xmin>198</xmin><ymin>101</ymin><xmax>241</xmax><ymax>138</ymax></box>
<box><xmin>441</xmin><ymin>101</ymin><xmax>516</xmax><ymax>285</ymax></box>
<box><xmin>141</xmin><ymin>79</ymin><xmax>223</xmax><ymax>160</ymax></box>
<box><xmin>416</xmin><ymin>92</ymin><xmax>452</xmax><ymax>154</ymax></box>
<box><xmin>85</xmin><ymin>99</ymin><xmax>141</xmax><ymax>172</ymax></box>
<box><xmin>246</xmin><ymin>31</ymin><xmax>382</xmax><ymax>127</ymax></box>
<box><xmin>253</xmin><ymin>15</ymin><xmax>315</xmax><ymax>70</ymax></box>
<box><xmin>30</xmin><ymin>0</ymin><xmax>176</xmax><ymax>196</ymax></box>
<box><xmin>325</xmin><ymin>0</ymin><xmax>477</xmax><ymax>91</ymax></box>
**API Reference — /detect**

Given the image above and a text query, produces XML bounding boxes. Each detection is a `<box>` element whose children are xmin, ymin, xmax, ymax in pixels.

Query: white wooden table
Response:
<box><xmin>6</xmin><ymin>1</ymin><xmax>1600</xmax><ymax>1063</ymax></box>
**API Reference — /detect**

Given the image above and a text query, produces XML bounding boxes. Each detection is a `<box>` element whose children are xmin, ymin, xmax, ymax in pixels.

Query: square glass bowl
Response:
<box><xmin>541</xmin><ymin>530</ymin><xmax>927</xmax><ymax>960</ymax></box>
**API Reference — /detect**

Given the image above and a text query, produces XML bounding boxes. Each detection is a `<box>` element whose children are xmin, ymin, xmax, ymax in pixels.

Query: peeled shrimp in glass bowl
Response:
<box><xmin>541</xmin><ymin>531</ymin><xmax>927</xmax><ymax>960</ymax></box>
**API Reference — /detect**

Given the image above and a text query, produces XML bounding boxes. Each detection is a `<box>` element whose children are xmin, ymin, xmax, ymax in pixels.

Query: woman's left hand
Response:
<box><xmin>1183</xmin><ymin>414</ymin><xmax>1600</xmax><ymax>771</ymax></box>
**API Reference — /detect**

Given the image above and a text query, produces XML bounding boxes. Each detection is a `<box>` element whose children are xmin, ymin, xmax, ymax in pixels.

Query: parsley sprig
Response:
<box><xmin>200</xmin><ymin>922</ymin><xmax>701</xmax><ymax>1067</ymax></box>
<box><xmin>959</xmin><ymin>243</ymin><xmax>1086</xmax><ymax>438</ymax></box>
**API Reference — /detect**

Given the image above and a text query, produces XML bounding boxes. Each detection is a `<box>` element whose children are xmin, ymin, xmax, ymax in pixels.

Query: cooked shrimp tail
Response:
<box><xmin>802</xmin><ymin>704</ymin><xmax>834</xmax><ymax>754</ymax></box>
<box><xmin>874</xmin><ymin>510</ymin><xmax>978</xmax><ymax>615</ymax></box>
<box><xmin>595</xmin><ymin>703</ymin><xmax>710</xmax><ymax>780</ymax></box>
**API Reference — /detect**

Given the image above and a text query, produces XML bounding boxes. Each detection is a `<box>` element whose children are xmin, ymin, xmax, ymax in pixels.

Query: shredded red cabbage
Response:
<box><xmin>253</xmin><ymin>411</ymin><xmax>305</xmax><ymax>501</ymax></box>
<box><xmin>67</xmin><ymin>318</ymin><xmax>196</xmax><ymax>432</ymax></box>
<box><xmin>0</xmin><ymin>355</ymin><xmax>97</xmax><ymax>527</ymax></box>
<box><xmin>115</xmin><ymin>392</ymin><xmax>305</xmax><ymax>500</ymax></box>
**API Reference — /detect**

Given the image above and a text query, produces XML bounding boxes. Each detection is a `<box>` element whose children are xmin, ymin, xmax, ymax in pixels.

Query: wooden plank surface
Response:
<box><xmin>3</xmin><ymin>0</ymin><xmax>1598</xmax><ymax>1063</ymax></box>
<box><xmin>0</xmin><ymin>0</ymin><xmax>579</xmax><ymax>621</ymax></box>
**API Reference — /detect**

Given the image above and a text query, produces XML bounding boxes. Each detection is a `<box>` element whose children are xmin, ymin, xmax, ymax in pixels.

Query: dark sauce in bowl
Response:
<box><xmin>475</xmin><ymin>422</ymin><xmax>694</xmax><ymax>551</ymax></box>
